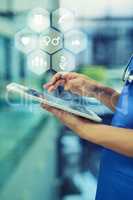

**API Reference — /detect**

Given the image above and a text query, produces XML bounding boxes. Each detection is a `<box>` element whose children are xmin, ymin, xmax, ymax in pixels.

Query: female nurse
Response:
<box><xmin>42</xmin><ymin>56</ymin><xmax>133</xmax><ymax>200</ymax></box>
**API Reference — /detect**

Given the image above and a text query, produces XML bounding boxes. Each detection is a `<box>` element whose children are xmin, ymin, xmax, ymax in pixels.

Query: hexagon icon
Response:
<box><xmin>27</xmin><ymin>8</ymin><xmax>50</xmax><ymax>33</ymax></box>
<box><xmin>52</xmin><ymin>50</ymin><xmax>76</xmax><ymax>72</ymax></box>
<box><xmin>52</xmin><ymin>8</ymin><xmax>75</xmax><ymax>32</ymax></box>
<box><xmin>64</xmin><ymin>30</ymin><xmax>88</xmax><ymax>54</ymax></box>
<box><xmin>15</xmin><ymin>28</ymin><xmax>38</xmax><ymax>54</ymax></box>
<box><xmin>27</xmin><ymin>50</ymin><xmax>50</xmax><ymax>75</ymax></box>
<box><xmin>39</xmin><ymin>28</ymin><xmax>63</xmax><ymax>54</ymax></box>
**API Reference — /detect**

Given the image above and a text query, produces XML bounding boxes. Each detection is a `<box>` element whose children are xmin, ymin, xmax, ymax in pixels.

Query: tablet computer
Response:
<box><xmin>6</xmin><ymin>83</ymin><xmax>102</xmax><ymax>123</ymax></box>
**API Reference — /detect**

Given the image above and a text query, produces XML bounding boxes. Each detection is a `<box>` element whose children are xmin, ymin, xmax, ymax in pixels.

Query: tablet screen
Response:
<box><xmin>26</xmin><ymin>88</ymin><xmax>43</xmax><ymax>98</ymax></box>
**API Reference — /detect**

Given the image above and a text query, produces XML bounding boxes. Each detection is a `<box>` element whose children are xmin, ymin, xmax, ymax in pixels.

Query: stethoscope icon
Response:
<box><xmin>122</xmin><ymin>56</ymin><xmax>133</xmax><ymax>83</ymax></box>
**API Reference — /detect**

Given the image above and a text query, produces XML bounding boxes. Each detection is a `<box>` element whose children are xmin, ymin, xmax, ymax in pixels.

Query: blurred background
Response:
<box><xmin>0</xmin><ymin>0</ymin><xmax>133</xmax><ymax>200</ymax></box>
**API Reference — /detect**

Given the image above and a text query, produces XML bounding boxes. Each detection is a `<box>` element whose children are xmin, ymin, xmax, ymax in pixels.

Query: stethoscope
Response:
<box><xmin>122</xmin><ymin>56</ymin><xmax>133</xmax><ymax>84</ymax></box>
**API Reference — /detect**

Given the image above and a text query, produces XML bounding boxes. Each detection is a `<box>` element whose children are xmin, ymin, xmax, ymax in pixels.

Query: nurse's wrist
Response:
<box><xmin>93</xmin><ymin>85</ymin><xmax>119</xmax><ymax>108</ymax></box>
<box><xmin>91</xmin><ymin>85</ymin><xmax>116</xmax><ymax>100</ymax></box>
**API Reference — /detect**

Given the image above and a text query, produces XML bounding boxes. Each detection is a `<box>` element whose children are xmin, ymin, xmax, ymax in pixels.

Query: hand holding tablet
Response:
<box><xmin>6</xmin><ymin>83</ymin><xmax>102</xmax><ymax>123</ymax></box>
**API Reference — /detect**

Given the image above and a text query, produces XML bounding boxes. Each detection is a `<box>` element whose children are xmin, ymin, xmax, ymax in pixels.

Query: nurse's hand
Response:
<box><xmin>43</xmin><ymin>72</ymin><xmax>120</xmax><ymax>111</ymax></box>
<box><xmin>43</xmin><ymin>72</ymin><xmax>101</xmax><ymax>97</ymax></box>
<box><xmin>41</xmin><ymin>103</ymin><xmax>94</xmax><ymax>134</ymax></box>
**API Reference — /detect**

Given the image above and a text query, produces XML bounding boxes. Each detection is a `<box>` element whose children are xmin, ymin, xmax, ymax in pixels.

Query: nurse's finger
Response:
<box><xmin>43</xmin><ymin>72</ymin><xmax>77</xmax><ymax>90</ymax></box>
<box><xmin>45</xmin><ymin>79</ymin><xmax>65</xmax><ymax>90</ymax></box>
<box><xmin>48</xmin><ymin>79</ymin><xmax>65</xmax><ymax>92</ymax></box>
<box><xmin>48</xmin><ymin>73</ymin><xmax>64</xmax><ymax>84</ymax></box>
<box><xmin>43</xmin><ymin>73</ymin><xmax>63</xmax><ymax>89</ymax></box>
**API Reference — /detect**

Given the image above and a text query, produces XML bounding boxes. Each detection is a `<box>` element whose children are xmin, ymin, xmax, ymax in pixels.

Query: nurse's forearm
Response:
<box><xmin>42</xmin><ymin>104</ymin><xmax>132</xmax><ymax>157</ymax></box>
<box><xmin>76</xmin><ymin>123</ymin><xmax>133</xmax><ymax>157</ymax></box>
<box><xmin>87</xmin><ymin>85</ymin><xmax>120</xmax><ymax>112</ymax></box>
